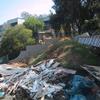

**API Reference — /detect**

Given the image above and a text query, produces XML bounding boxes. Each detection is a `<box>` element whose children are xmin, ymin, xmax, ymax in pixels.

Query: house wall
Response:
<box><xmin>0</xmin><ymin>18</ymin><xmax>25</xmax><ymax>42</ymax></box>
<box><xmin>7</xmin><ymin>18</ymin><xmax>25</xmax><ymax>26</ymax></box>
<box><xmin>18</xmin><ymin>19</ymin><xmax>25</xmax><ymax>24</ymax></box>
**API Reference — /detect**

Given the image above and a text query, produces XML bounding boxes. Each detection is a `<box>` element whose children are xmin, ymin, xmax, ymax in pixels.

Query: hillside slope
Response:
<box><xmin>31</xmin><ymin>39</ymin><xmax>100</xmax><ymax>68</ymax></box>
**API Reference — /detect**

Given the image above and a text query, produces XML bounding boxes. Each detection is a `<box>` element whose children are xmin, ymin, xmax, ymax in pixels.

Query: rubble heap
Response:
<box><xmin>0</xmin><ymin>59</ymin><xmax>100</xmax><ymax>100</ymax></box>
<box><xmin>0</xmin><ymin>59</ymin><xmax>76</xmax><ymax>100</ymax></box>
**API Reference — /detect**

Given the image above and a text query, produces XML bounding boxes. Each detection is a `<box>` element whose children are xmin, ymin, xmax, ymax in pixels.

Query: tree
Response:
<box><xmin>51</xmin><ymin>0</ymin><xmax>100</xmax><ymax>36</ymax></box>
<box><xmin>21</xmin><ymin>11</ymin><xmax>33</xmax><ymax>19</ymax></box>
<box><xmin>82</xmin><ymin>0</ymin><xmax>100</xmax><ymax>34</ymax></box>
<box><xmin>0</xmin><ymin>25</ymin><xmax>35</xmax><ymax>59</ymax></box>
<box><xmin>50</xmin><ymin>0</ymin><xmax>81</xmax><ymax>36</ymax></box>
<box><xmin>24</xmin><ymin>16</ymin><xmax>44</xmax><ymax>42</ymax></box>
<box><xmin>50</xmin><ymin>14</ymin><xmax>61</xmax><ymax>32</ymax></box>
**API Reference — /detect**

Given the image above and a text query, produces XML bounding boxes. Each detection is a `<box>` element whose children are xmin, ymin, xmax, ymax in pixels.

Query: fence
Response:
<box><xmin>75</xmin><ymin>35</ymin><xmax>100</xmax><ymax>48</ymax></box>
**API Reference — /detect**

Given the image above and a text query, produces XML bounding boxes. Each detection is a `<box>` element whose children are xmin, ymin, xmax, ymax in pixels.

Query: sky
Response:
<box><xmin>0</xmin><ymin>0</ymin><xmax>54</xmax><ymax>24</ymax></box>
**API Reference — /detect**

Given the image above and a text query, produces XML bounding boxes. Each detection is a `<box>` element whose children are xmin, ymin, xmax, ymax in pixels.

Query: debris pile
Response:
<box><xmin>0</xmin><ymin>59</ymin><xmax>76</xmax><ymax>100</ymax></box>
<box><xmin>0</xmin><ymin>59</ymin><xmax>100</xmax><ymax>100</ymax></box>
<box><xmin>82</xmin><ymin>65</ymin><xmax>100</xmax><ymax>83</ymax></box>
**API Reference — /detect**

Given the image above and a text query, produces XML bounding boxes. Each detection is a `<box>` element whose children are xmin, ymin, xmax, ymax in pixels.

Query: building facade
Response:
<box><xmin>7</xmin><ymin>18</ymin><xmax>25</xmax><ymax>26</ymax></box>
<box><xmin>0</xmin><ymin>18</ymin><xmax>25</xmax><ymax>42</ymax></box>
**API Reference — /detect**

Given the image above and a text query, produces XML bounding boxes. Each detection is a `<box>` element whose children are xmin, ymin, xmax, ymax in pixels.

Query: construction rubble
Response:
<box><xmin>0</xmin><ymin>59</ymin><xmax>100</xmax><ymax>100</ymax></box>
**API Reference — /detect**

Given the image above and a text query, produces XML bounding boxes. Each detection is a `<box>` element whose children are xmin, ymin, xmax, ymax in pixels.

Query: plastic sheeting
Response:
<box><xmin>66</xmin><ymin>75</ymin><xmax>97</xmax><ymax>100</ymax></box>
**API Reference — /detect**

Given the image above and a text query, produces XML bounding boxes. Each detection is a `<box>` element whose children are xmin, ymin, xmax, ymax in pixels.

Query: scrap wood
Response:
<box><xmin>0</xmin><ymin>83</ymin><xmax>8</xmax><ymax>90</ymax></box>
<box><xmin>0</xmin><ymin>64</ymin><xmax>28</xmax><ymax>76</ymax></box>
<box><xmin>81</xmin><ymin>65</ymin><xmax>100</xmax><ymax>86</ymax></box>
<box><xmin>51</xmin><ymin>62</ymin><xmax>60</xmax><ymax>68</ymax></box>
<box><xmin>41</xmin><ymin>96</ymin><xmax>45</xmax><ymax>100</ymax></box>
<box><xmin>8</xmin><ymin>62</ymin><xmax>27</xmax><ymax>67</ymax></box>
<box><xmin>0</xmin><ymin>59</ymin><xmax>76</xmax><ymax>99</ymax></box>
<box><xmin>8</xmin><ymin>81</ymin><xmax>19</xmax><ymax>94</ymax></box>
<box><xmin>33</xmin><ymin>60</ymin><xmax>44</xmax><ymax>67</ymax></box>
<box><xmin>55</xmin><ymin>68</ymin><xmax>76</xmax><ymax>75</ymax></box>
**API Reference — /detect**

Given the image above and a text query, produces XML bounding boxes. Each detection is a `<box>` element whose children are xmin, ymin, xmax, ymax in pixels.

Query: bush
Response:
<box><xmin>0</xmin><ymin>25</ymin><xmax>35</xmax><ymax>59</ymax></box>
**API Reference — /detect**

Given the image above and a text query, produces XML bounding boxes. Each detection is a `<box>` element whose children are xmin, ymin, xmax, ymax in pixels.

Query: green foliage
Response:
<box><xmin>51</xmin><ymin>0</ymin><xmax>100</xmax><ymax>35</ymax></box>
<box><xmin>31</xmin><ymin>40</ymin><xmax>100</xmax><ymax>67</ymax></box>
<box><xmin>51</xmin><ymin>0</ymin><xmax>81</xmax><ymax>34</ymax></box>
<box><xmin>21</xmin><ymin>11</ymin><xmax>33</xmax><ymax>19</ymax></box>
<box><xmin>24</xmin><ymin>16</ymin><xmax>44</xmax><ymax>32</ymax></box>
<box><xmin>0</xmin><ymin>25</ymin><xmax>35</xmax><ymax>59</ymax></box>
<box><xmin>83</xmin><ymin>18</ymin><xmax>100</xmax><ymax>33</ymax></box>
<box><xmin>24</xmin><ymin>16</ymin><xmax>44</xmax><ymax>42</ymax></box>
<box><xmin>50</xmin><ymin>14</ymin><xmax>61</xmax><ymax>32</ymax></box>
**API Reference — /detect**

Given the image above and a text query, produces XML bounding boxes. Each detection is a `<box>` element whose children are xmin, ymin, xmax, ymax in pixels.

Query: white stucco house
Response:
<box><xmin>7</xmin><ymin>17</ymin><xmax>25</xmax><ymax>26</ymax></box>
<box><xmin>0</xmin><ymin>17</ymin><xmax>25</xmax><ymax>42</ymax></box>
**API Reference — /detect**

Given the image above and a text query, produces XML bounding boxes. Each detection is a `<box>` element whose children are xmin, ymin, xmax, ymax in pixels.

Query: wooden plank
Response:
<box><xmin>81</xmin><ymin>65</ymin><xmax>100</xmax><ymax>85</ymax></box>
